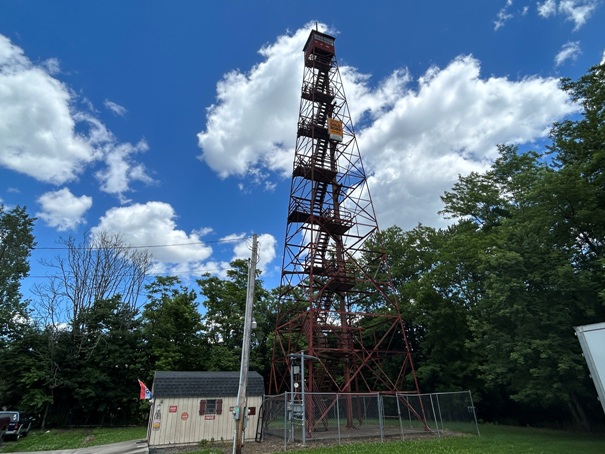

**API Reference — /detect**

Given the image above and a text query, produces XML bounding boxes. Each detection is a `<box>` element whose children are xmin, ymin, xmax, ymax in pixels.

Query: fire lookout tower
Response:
<box><xmin>269</xmin><ymin>30</ymin><xmax>421</xmax><ymax>400</ymax></box>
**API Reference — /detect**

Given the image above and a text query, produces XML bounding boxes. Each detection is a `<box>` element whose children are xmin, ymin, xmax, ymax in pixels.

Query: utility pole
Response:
<box><xmin>233</xmin><ymin>234</ymin><xmax>258</xmax><ymax>454</ymax></box>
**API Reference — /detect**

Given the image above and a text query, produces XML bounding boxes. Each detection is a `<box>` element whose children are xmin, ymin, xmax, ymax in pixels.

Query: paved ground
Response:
<box><xmin>6</xmin><ymin>440</ymin><xmax>149</xmax><ymax>454</ymax></box>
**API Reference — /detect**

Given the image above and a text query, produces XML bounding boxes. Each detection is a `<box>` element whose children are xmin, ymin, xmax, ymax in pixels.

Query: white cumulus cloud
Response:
<box><xmin>197</xmin><ymin>23</ymin><xmax>418</xmax><ymax>181</ymax></box>
<box><xmin>37</xmin><ymin>188</ymin><xmax>92</xmax><ymax>231</ymax></box>
<box><xmin>92</xmin><ymin>201</ymin><xmax>213</xmax><ymax>265</ymax></box>
<box><xmin>360</xmin><ymin>55</ymin><xmax>578</xmax><ymax>229</ymax></box>
<box><xmin>197</xmin><ymin>27</ymin><xmax>308</xmax><ymax>179</ymax></box>
<box><xmin>92</xmin><ymin>204</ymin><xmax>277</xmax><ymax>278</ymax></box>
<box><xmin>0</xmin><ymin>34</ymin><xmax>153</xmax><ymax>201</ymax></box>
<box><xmin>196</xmin><ymin>233</ymin><xmax>278</xmax><ymax>279</ymax></box>
<box><xmin>196</xmin><ymin>25</ymin><xmax>578</xmax><ymax>231</ymax></box>
<box><xmin>231</xmin><ymin>233</ymin><xmax>277</xmax><ymax>273</ymax></box>
<box><xmin>95</xmin><ymin>139</ymin><xmax>153</xmax><ymax>202</ymax></box>
<box><xmin>0</xmin><ymin>35</ymin><xmax>96</xmax><ymax>184</ymax></box>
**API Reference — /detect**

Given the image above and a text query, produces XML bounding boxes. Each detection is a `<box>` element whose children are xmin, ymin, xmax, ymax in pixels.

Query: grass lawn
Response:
<box><xmin>291</xmin><ymin>424</ymin><xmax>605</xmax><ymax>454</ymax></box>
<box><xmin>0</xmin><ymin>426</ymin><xmax>147</xmax><ymax>453</ymax></box>
<box><xmin>0</xmin><ymin>424</ymin><xmax>603</xmax><ymax>453</ymax></box>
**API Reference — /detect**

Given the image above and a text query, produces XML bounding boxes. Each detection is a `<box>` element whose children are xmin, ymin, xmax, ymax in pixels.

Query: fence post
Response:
<box><xmin>283</xmin><ymin>394</ymin><xmax>288</xmax><ymax>451</ymax></box>
<box><xmin>378</xmin><ymin>394</ymin><xmax>384</xmax><ymax>442</ymax></box>
<box><xmin>336</xmin><ymin>393</ymin><xmax>341</xmax><ymax>445</ymax></box>
<box><xmin>395</xmin><ymin>394</ymin><xmax>405</xmax><ymax>441</ymax></box>
<box><xmin>407</xmin><ymin>395</ymin><xmax>413</xmax><ymax>429</ymax></box>
<box><xmin>436</xmin><ymin>394</ymin><xmax>444</xmax><ymax>433</ymax></box>
<box><xmin>468</xmin><ymin>391</ymin><xmax>481</xmax><ymax>436</ymax></box>
<box><xmin>428</xmin><ymin>394</ymin><xmax>440</xmax><ymax>438</ymax></box>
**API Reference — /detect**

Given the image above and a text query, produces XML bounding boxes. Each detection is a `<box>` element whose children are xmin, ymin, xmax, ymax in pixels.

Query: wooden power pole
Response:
<box><xmin>233</xmin><ymin>233</ymin><xmax>258</xmax><ymax>454</ymax></box>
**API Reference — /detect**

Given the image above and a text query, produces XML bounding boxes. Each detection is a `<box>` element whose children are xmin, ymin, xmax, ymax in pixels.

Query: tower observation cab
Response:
<box><xmin>304</xmin><ymin>30</ymin><xmax>335</xmax><ymax>61</ymax></box>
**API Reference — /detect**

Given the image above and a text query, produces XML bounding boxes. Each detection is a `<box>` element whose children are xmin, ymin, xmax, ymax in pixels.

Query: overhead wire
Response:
<box><xmin>32</xmin><ymin>236</ymin><xmax>250</xmax><ymax>251</ymax></box>
<box><xmin>23</xmin><ymin>234</ymin><xmax>261</xmax><ymax>279</ymax></box>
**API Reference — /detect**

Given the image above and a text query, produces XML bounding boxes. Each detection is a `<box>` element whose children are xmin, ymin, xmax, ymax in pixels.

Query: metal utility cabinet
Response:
<box><xmin>575</xmin><ymin>322</ymin><xmax>605</xmax><ymax>416</ymax></box>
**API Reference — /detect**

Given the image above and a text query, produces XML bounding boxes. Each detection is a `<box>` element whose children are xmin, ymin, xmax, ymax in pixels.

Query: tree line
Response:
<box><xmin>1</xmin><ymin>62</ymin><xmax>604</xmax><ymax>430</ymax></box>
<box><xmin>0</xmin><ymin>226</ymin><xmax>277</xmax><ymax>427</ymax></box>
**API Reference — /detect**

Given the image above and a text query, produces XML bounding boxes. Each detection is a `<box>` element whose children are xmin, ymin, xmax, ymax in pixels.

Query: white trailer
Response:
<box><xmin>575</xmin><ymin>322</ymin><xmax>605</xmax><ymax>416</ymax></box>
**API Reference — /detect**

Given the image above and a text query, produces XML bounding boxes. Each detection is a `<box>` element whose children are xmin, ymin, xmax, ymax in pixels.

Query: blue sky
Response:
<box><xmin>1</xmin><ymin>0</ymin><xmax>604</xmax><ymax>297</ymax></box>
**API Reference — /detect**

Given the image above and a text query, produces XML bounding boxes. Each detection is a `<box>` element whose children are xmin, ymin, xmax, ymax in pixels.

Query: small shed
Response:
<box><xmin>147</xmin><ymin>370</ymin><xmax>265</xmax><ymax>447</ymax></box>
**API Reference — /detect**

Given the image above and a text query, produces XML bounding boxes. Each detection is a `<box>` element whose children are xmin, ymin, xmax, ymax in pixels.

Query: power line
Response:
<box><xmin>22</xmin><ymin>266</ymin><xmax>239</xmax><ymax>279</ymax></box>
<box><xmin>32</xmin><ymin>237</ymin><xmax>250</xmax><ymax>251</ymax></box>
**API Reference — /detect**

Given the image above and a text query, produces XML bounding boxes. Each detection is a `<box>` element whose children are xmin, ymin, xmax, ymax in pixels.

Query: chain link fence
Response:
<box><xmin>259</xmin><ymin>391</ymin><xmax>478</xmax><ymax>449</ymax></box>
<box><xmin>397</xmin><ymin>391</ymin><xmax>480</xmax><ymax>437</ymax></box>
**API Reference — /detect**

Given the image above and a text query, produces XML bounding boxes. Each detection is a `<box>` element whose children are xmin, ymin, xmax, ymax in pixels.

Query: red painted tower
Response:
<box><xmin>269</xmin><ymin>30</ymin><xmax>421</xmax><ymax>401</ymax></box>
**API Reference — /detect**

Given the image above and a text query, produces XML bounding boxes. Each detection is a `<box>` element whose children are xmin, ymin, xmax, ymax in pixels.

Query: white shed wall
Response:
<box><xmin>148</xmin><ymin>396</ymin><xmax>262</xmax><ymax>447</ymax></box>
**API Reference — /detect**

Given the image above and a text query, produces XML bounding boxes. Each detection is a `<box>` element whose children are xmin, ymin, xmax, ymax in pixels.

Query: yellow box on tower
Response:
<box><xmin>327</xmin><ymin>118</ymin><xmax>343</xmax><ymax>142</ymax></box>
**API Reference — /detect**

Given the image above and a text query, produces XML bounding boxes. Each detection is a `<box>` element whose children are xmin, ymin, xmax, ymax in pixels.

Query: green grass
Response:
<box><xmin>288</xmin><ymin>424</ymin><xmax>605</xmax><ymax>454</ymax></box>
<box><xmin>1</xmin><ymin>424</ymin><xmax>604</xmax><ymax>453</ymax></box>
<box><xmin>0</xmin><ymin>426</ymin><xmax>147</xmax><ymax>453</ymax></box>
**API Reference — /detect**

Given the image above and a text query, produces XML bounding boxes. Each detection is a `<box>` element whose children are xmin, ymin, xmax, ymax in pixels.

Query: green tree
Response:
<box><xmin>0</xmin><ymin>295</ymin><xmax>147</xmax><ymax>428</ymax></box>
<box><xmin>197</xmin><ymin>259</ymin><xmax>272</xmax><ymax>375</ymax></box>
<box><xmin>141</xmin><ymin>276</ymin><xmax>205</xmax><ymax>372</ymax></box>
<box><xmin>372</xmin><ymin>224</ymin><xmax>479</xmax><ymax>393</ymax></box>
<box><xmin>0</xmin><ymin>206</ymin><xmax>36</xmax><ymax>413</ymax></box>
<box><xmin>24</xmin><ymin>231</ymin><xmax>153</xmax><ymax>426</ymax></box>
<box><xmin>546</xmin><ymin>62</ymin><xmax>605</xmax><ymax>300</ymax></box>
<box><xmin>0</xmin><ymin>324</ymin><xmax>50</xmax><ymax>413</ymax></box>
<box><xmin>439</xmin><ymin>139</ymin><xmax>603</xmax><ymax>427</ymax></box>
<box><xmin>67</xmin><ymin>296</ymin><xmax>145</xmax><ymax>425</ymax></box>
<box><xmin>0</xmin><ymin>205</ymin><xmax>36</xmax><ymax>341</ymax></box>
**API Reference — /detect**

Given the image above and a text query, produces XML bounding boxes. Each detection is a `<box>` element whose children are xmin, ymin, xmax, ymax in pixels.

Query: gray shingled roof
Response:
<box><xmin>152</xmin><ymin>371</ymin><xmax>265</xmax><ymax>398</ymax></box>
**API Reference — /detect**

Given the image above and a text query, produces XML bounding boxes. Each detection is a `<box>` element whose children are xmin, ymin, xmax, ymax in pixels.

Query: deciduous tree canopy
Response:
<box><xmin>0</xmin><ymin>205</ymin><xmax>35</xmax><ymax>341</ymax></box>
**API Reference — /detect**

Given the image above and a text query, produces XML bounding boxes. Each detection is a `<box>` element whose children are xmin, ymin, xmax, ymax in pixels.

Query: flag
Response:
<box><xmin>138</xmin><ymin>379</ymin><xmax>152</xmax><ymax>400</ymax></box>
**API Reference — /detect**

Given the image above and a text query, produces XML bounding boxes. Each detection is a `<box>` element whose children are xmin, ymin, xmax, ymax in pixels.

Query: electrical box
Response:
<box><xmin>292</xmin><ymin>404</ymin><xmax>303</xmax><ymax>419</ymax></box>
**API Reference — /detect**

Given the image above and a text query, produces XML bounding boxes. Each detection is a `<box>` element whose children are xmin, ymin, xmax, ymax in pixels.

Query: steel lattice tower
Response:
<box><xmin>269</xmin><ymin>30</ymin><xmax>421</xmax><ymax>399</ymax></box>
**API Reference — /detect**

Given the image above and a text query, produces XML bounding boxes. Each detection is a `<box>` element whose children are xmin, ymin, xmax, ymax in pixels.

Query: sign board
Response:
<box><xmin>169</xmin><ymin>406</ymin><xmax>177</xmax><ymax>413</ymax></box>
<box><xmin>327</xmin><ymin>118</ymin><xmax>343</xmax><ymax>142</ymax></box>
<box><xmin>181</xmin><ymin>412</ymin><xmax>189</xmax><ymax>421</ymax></box>
<box><xmin>575</xmin><ymin>322</ymin><xmax>605</xmax><ymax>415</ymax></box>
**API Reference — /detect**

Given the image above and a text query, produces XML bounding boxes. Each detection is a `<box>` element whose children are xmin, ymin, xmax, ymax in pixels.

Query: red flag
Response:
<box><xmin>138</xmin><ymin>379</ymin><xmax>152</xmax><ymax>400</ymax></box>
